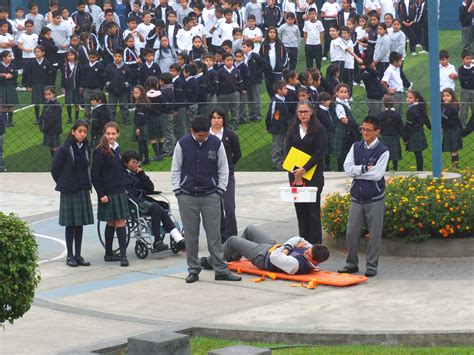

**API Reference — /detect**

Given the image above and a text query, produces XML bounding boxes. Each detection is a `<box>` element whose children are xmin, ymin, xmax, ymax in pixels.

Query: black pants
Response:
<box><xmin>149</xmin><ymin>203</ymin><xmax>175</xmax><ymax>240</ymax></box>
<box><xmin>296</xmin><ymin>12</ymin><xmax>305</xmax><ymax>36</ymax></box>
<box><xmin>400</xmin><ymin>61</ymin><xmax>411</xmax><ymax>89</ymax></box>
<box><xmin>342</xmin><ymin>68</ymin><xmax>354</xmax><ymax>96</ymax></box>
<box><xmin>376</xmin><ymin>62</ymin><xmax>389</xmax><ymax>79</ymax></box>
<box><xmin>323</xmin><ymin>20</ymin><xmax>337</xmax><ymax>57</ymax></box>
<box><xmin>416</xmin><ymin>21</ymin><xmax>429</xmax><ymax>50</ymax></box>
<box><xmin>220</xmin><ymin>174</ymin><xmax>237</xmax><ymax>241</ymax></box>
<box><xmin>305</xmin><ymin>44</ymin><xmax>322</xmax><ymax>70</ymax></box>
<box><xmin>402</xmin><ymin>25</ymin><xmax>417</xmax><ymax>53</ymax></box>
<box><xmin>264</xmin><ymin>71</ymin><xmax>282</xmax><ymax>97</ymax></box>
<box><xmin>294</xmin><ymin>189</ymin><xmax>323</xmax><ymax>244</ymax></box>
<box><xmin>287</xmin><ymin>47</ymin><xmax>298</xmax><ymax>71</ymax></box>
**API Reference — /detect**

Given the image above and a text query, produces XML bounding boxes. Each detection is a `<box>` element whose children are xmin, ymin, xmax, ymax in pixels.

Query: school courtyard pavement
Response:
<box><xmin>0</xmin><ymin>172</ymin><xmax>473</xmax><ymax>354</ymax></box>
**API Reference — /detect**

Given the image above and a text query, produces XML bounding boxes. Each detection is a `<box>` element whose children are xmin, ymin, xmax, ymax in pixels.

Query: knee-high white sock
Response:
<box><xmin>170</xmin><ymin>228</ymin><xmax>184</xmax><ymax>242</ymax></box>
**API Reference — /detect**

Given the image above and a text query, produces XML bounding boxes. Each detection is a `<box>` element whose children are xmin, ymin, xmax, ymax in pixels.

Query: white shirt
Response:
<box><xmin>243</xmin><ymin>26</ymin><xmax>263</xmax><ymax>53</ymax></box>
<box><xmin>62</xmin><ymin>17</ymin><xmax>76</xmax><ymax>36</ymax></box>
<box><xmin>382</xmin><ymin>64</ymin><xmax>403</xmax><ymax>92</ymax></box>
<box><xmin>211</xmin><ymin>17</ymin><xmax>225</xmax><ymax>46</ymax></box>
<box><xmin>190</xmin><ymin>23</ymin><xmax>205</xmax><ymax>39</ymax></box>
<box><xmin>17</xmin><ymin>32</ymin><xmax>38</xmax><ymax>58</ymax></box>
<box><xmin>380</xmin><ymin>0</ymin><xmax>396</xmax><ymax>19</ymax></box>
<box><xmin>203</xmin><ymin>7</ymin><xmax>216</xmax><ymax>37</ymax></box>
<box><xmin>210</xmin><ymin>127</ymin><xmax>224</xmax><ymax>140</ymax></box>
<box><xmin>216</xmin><ymin>21</ymin><xmax>239</xmax><ymax>43</ymax></box>
<box><xmin>168</xmin><ymin>24</ymin><xmax>176</xmax><ymax>48</ymax></box>
<box><xmin>137</xmin><ymin>22</ymin><xmax>155</xmax><ymax>48</ymax></box>
<box><xmin>123</xmin><ymin>29</ymin><xmax>143</xmax><ymax>52</ymax></box>
<box><xmin>320</xmin><ymin>2</ymin><xmax>341</xmax><ymax>19</ymax></box>
<box><xmin>439</xmin><ymin>63</ymin><xmax>457</xmax><ymax>92</ymax></box>
<box><xmin>335</xmin><ymin>97</ymin><xmax>351</xmax><ymax>119</ymax></box>
<box><xmin>330</xmin><ymin>37</ymin><xmax>346</xmax><ymax>62</ymax></box>
<box><xmin>343</xmin><ymin>39</ymin><xmax>355</xmax><ymax>69</ymax></box>
<box><xmin>303</xmin><ymin>20</ymin><xmax>324</xmax><ymax>45</ymax></box>
<box><xmin>176</xmin><ymin>28</ymin><xmax>193</xmax><ymax>52</ymax></box>
<box><xmin>299</xmin><ymin>124</ymin><xmax>307</xmax><ymax>139</ymax></box>
<box><xmin>13</xmin><ymin>19</ymin><xmax>27</xmax><ymax>40</ymax></box>
<box><xmin>364</xmin><ymin>0</ymin><xmax>381</xmax><ymax>12</ymax></box>
<box><xmin>269</xmin><ymin>42</ymin><xmax>276</xmax><ymax>70</ymax></box>
<box><xmin>0</xmin><ymin>33</ymin><xmax>15</xmax><ymax>57</ymax></box>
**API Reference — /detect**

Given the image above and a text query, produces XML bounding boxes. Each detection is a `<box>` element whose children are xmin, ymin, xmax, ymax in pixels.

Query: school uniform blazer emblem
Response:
<box><xmin>43</xmin><ymin>66</ymin><xmax>47</xmax><ymax>69</ymax></box>
<box><xmin>208</xmin><ymin>150</ymin><xmax>217</xmax><ymax>159</ymax></box>
<box><xmin>95</xmin><ymin>68</ymin><xmax>98</xmax><ymax>71</ymax></box>
<box><xmin>122</xmin><ymin>70</ymin><xmax>126</xmax><ymax>74</ymax></box>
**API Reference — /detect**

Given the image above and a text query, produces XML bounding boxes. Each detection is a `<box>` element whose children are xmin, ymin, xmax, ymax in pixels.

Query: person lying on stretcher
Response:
<box><xmin>200</xmin><ymin>225</ymin><xmax>330</xmax><ymax>275</ymax></box>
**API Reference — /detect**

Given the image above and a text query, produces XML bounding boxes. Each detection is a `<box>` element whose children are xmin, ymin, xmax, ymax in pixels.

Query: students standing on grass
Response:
<box><xmin>39</xmin><ymin>86</ymin><xmax>62</xmax><ymax>158</ymax></box>
<box><xmin>61</xmin><ymin>49</ymin><xmax>82</xmax><ymax>124</ymax></box>
<box><xmin>260</xmin><ymin>26</ymin><xmax>288</xmax><ymax>97</ymax></box>
<box><xmin>397</xmin><ymin>0</ymin><xmax>417</xmax><ymax>57</ymax></box>
<box><xmin>51</xmin><ymin>120</ymin><xmax>93</xmax><ymax>267</ymax></box>
<box><xmin>27</xmin><ymin>45</ymin><xmax>53</xmax><ymax>124</ymax></box>
<box><xmin>145</xmin><ymin>76</ymin><xmax>164</xmax><ymax>162</ymax></box>
<box><xmin>372</xmin><ymin>23</ymin><xmax>391</xmax><ymax>78</ymax></box>
<box><xmin>242</xmin><ymin>40</ymin><xmax>265</xmax><ymax>122</ymax></box>
<box><xmin>92</xmin><ymin>121</ymin><xmax>131</xmax><ymax>267</ymax></box>
<box><xmin>388</xmin><ymin>19</ymin><xmax>411</xmax><ymax>90</ymax></box>
<box><xmin>278</xmin><ymin>13</ymin><xmax>301</xmax><ymax>71</ymax></box>
<box><xmin>441</xmin><ymin>88</ymin><xmax>463</xmax><ymax>169</ymax></box>
<box><xmin>360</xmin><ymin>58</ymin><xmax>385</xmax><ymax>117</ymax></box>
<box><xmin>81</xmin><ymin>49</ymin><xmax>106</xmax><ymax>121</ymax></box>
<box><xmin>0</xmin><ymin>112</ymin><xmax>5</xmax><ymax>172</ymax></box>
<box><xmin>404</xmin><ymin>90</ymin><xmax>431</xmax><ymax>171</ymax></box>
<box><xmin>0</xmin><ymin>51</ymin><xmax>18</xmax><ymax>128</ymax></box>
<box><xmin>458</xmin><ymin>50</ymin><xmax>474</xmax><ymax>129</ymax></box>
<box><xmin>303</xmin><ymin>8</ymin><xmax>324</xmax><ymax>71</ymax></box>
<box><xmin>105</xmin><ymin>51</ymin><xmax>132</xmax><ymax>124</ymax></box>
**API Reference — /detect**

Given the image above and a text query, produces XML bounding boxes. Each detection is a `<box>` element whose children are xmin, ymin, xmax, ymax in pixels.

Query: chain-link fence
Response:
<box><xmin>1</xmin><ymin>98</ymin><xmax>473</xmax><ymax>172</ymax></box>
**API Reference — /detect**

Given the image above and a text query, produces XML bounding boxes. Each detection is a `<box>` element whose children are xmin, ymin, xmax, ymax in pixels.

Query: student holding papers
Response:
<box><xmin>284</xmin><ymin>100</ymin><xmax>327</xmax><ymax>244</ymax></box>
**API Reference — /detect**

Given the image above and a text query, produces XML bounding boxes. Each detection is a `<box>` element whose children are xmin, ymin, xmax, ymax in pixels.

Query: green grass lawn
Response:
<box><xmin>190</xmin><ymin>337</ymin><xmax>474</xmax><ymax>355</ymax></box>
<box><xmin>3</xmin><ymin>30</ymin><xmax>473</xmax><ymax>172</ymax></box>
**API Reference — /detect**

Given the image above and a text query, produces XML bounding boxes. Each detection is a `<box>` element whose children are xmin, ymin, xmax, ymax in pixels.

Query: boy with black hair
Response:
<box><xmin>316</xmin><ymin>91</ymin><xmax>334</xmax><ymax>171</ymax></box>
<box><xmin>0</xmin><ymin>7</ymin><xmax>13</xmax><ymax>35</ymax></box>
<box><xmin>365</xmin><ymin>10</ymin><xmax>379</xmax><ymax>62</ymax></box>
<box><xmin>155</xmin><ymin>0</ymin><xmax>174</xmax><ymax>25</ymax></box>
<box><xmin>221</xmin><ymin>39</ymin><xmax>233</xmax><ymax>53</ymax></box>
<box><xmin>71</xmin><ymin>0</ymin><xmax>93</xmax><ymax>36</ymax></box>
<box><xmin>381</xmin><ymin>51</ymin><xmax>403</xmax><ymax>113</ymax></box>
<box><xmin>157</xmin><ymin>72</ymin><xmax>176</xmax><ymax>158</ymax></box>
<box><xmin>266</xmin><ymin>80</ymin><xmax>288</xmax><ymax>171</ymax></box>
<box><xmin>439</xmin><ymin>50</ymin><xmax>458</xmax><ymax>93</ymax></box>
<box><xmin>216</xmin><ymin>9</ymin><xmax>239</xmax><ymax>44</ymax></box>
<box><xmin>0</xmin><ymin>20</ymin><xmax>15</xmax><ymax>58</ymax></box>
<box><xmin>183</xmin><ymin>63</ymin><xmax>199</xmax><ymax>126</ymax></box>
<box><xmin>263</xmin><ymin>0</ymin><xmax>282</xmax><ymax>31</ymax></box>
<box><xmin>137</xmin><ymin>12</ymin><xmax>154</xmax><ymax>55</ymax></box>
<box><xmin>303</xmin><ymin>8</ymin><xmax>324</xmax><ymax>71</ymax></box>
<box><xmin>170</xmin><ymin>63</ymin><xmax>187</xmax><ymax>138</ymax></box>
<box><xmin>242</xmin><ymin>39</ymin><xmax>264</xmax><ymax>122</ymax></box>
<box><xmin>98</xmin><ymin>9</ymin><xmax>118</xmax><ymax>47</ymax></box>
<box><xmin>177</xmin><ymin>0</ymin><xmax>193</xmax><ymax>26</ymax></box>
<box><xmin>17</xmin><ymin>19</ymin><xmax>37</xmax><ymax>89</ymax></box>
<box><xmin>81</xmin><ymin>49</ymin><xmax>106</xmax><ymax>120</ymax></box>
<box><xmin>216</xmin><ymin>52</ymin><xmax>243</xmax><ymax>130</ymax></box>
<box><xmin>26</xmin><ymin>3</ymin><xmax>45</xmax><ymax>35</ymax></box>
<box><xmin>234</xmin><ymin>49</ymin><xmax>249</xmax><ymax>123</ymax></box>
<box><xmin>90</xmin><ymin>92</ymin><xmax>111</xmax><ymax>148</ymax></box>
<box><xmin>242</xmin><ymin>14</ymin><xmax>263</xmax><ymax>54</ymax></box>
<box><xmin>278</xmin><ymin>13</ymin><xmax>301</xmax><ymax>71</ymax></box>
<box><xmin>194</xmin><ymin>61</ymin><xmax>208</xmax><ymax>115</ymax></box>
<box><xmin>166</xmin><ymin>10</ymin><xmax>181</xmax><ymax>51</ymax></box>
<box><xmin>137</xmin><ymin>48</ymin><xmax>161</xmax><ymax>86</ymax></box>
<box><xmin>123</xmin><ymin>17</ymin><xmax>144</xmax><ymax>53</ymax></box>
<box><xmin>177</xmin><ymin>16</ymin><xmax>194</xmax><ymax>52</ymax></box>
<box><xmin>360</xmin><ymin>59</ymin><xmax>385</xmax><ymax>117</ymax></box>
<box><xmin>203</xmin><ymin>53</ymin><xmax>217</xmax><ymax>112</ymax></box>
<box><xmin>128</xmin><ymin>1</ymin><xmax>143</xmax><ymax>25</ymax></box>
<box><xmin>105</xmin><ymin>51</ymin><xmax>132</xmax><ymax>124</ymax></box>
<box><xmin>85</xmin><ymin>0</ymin><xmax>104</xmax><ymax>32</ymax></box>
<box><xmin>146</xmin><ymin>19</ymin><xmax>166</xmax><ymax>50</ymax></box>
<box><xmin>458</xmin><ymin>50</ymin><xmax>474</xmax><ymax>128</ymax></box>
<box><xmin>48</xmin><ymin>10</ymin><xmax>70</xmax><ymax>66</ymax></box>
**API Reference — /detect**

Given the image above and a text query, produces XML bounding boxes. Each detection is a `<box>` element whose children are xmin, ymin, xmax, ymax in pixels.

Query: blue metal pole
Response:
<box><xmin>428</xmin><ymin>0</ymin><xmax>442</xmax><ymax>177</ymax></box>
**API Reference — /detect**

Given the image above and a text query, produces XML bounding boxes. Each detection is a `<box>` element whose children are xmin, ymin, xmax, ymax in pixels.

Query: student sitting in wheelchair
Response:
<box><xmin>123</xmin><ymin>151</ymin><xmax>186</xmax><ymax>252</ymax></box>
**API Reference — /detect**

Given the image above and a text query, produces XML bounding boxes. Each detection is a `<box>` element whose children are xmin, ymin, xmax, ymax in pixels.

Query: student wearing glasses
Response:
<box><xmin>285</xmin><ymin>100</ymin><xmax>327</xmax><ymax>245</ymax></box>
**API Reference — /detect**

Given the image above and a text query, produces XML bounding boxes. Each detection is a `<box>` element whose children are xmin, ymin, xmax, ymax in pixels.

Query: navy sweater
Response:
<box><xmin>377</xmin><ymin>109</ymin><xmax>407</xmax><ymax>140</ymax></box>
<box><xmin>361</xmin><ymin>68</ymin><xmax>385</xmax><ymax>100</ymax></box>
<box><xmin>91</xmin><ymin>105</ymin><xmax>111</xmax><ymax>138</ymax></box>
<box><xmin>260</xmin><ymin>40</ymin><xmax>287</xmax><ymax>73</ymax></box>
<box><xmin>137</xmin><ymin>62</ymin><xmax>162</xmax><ymax>86</ymax></box>
<box><xmin>81</xmin><ymin>61</ymin><xmax>106</xmax><ymax>89</ymax></box>
<box><xmin>27</xmin><ymin>59</ymin><xmax>54</xmax><ymax>86</ymax></box>
<box><xmin>405</xmin><ymin>104</ymin><xmax>431</xmax><ymax>133</ymax></box>
<box><xmin>0</xmin><ymin>62</ymin><xmax>18</xmax><ymax>86</ymax></box>
<box><xmin>173</xmin><ymin>76</ymin><xmax>187</xmax><ymax>107</ymax></box>
<box><xmin>264</xmin><ymin>247</ymin><xmax>313</xmax><ymax>274</ymax></box>
<box><xmin>441</xmin><ymin>105</ymin><xmax>462</xmax><ymax>130</ymax></box>
<box><xmin>91</xmin><ymin>145</ymin><xmax>126</xmax><ymax>198</ymax></box>
<box><xmin>246</xmin><ymin>52</ymin><xmax>266</xmax><ymax>85</ymax></box>
<box><xmin>266</xmin><ymin>95</ymin><xmax>289</xmax><ymax>134</ymax></box>
<box><xmin>41</xmin><ymin>99</ymin><xmax>62</xmax><ymax>135</ymax></box>
<box><xmin>458</xmin><ymin>65</ymin><xmax>474</xmax><ymax>90</ymax></box>
<box><xmin>184</xmin><ymin>76</ymin><xmax>199</xmax><ymax>104</ymax></box>
<box><xmin>106</xmin><ymin>63</ymin><xmax>132</xmax><ymax>95</ymax></box>
<box><xmin>216</xmin><ymin>66</ymin><xmax>243</xmax><ymax>95</ymax></box>
<box><xmin>61</xmin><ymin>62</ymin><xmax>82</xmax><ymax>91</ymax></box>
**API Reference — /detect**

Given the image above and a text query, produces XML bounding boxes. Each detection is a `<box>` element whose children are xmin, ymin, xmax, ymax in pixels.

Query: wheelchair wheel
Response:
<box><xmin>97</xmin><ymin>220</ymin><xmax>131</xmax><ymax>254</ymax></box>
<box><xmin>135</xmin><ymin>240</ymin><xmax>148</xmax><ymax>259</ymax></box>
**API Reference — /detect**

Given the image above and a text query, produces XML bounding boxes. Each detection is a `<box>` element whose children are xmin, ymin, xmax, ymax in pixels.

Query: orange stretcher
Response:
<box><xmin>227</xmin><ymin>260</ymin><xmax>367</xmax><ymax>288</ymax></box>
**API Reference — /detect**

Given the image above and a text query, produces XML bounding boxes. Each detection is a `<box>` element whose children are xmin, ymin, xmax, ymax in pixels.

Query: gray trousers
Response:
<box><xmin>186</xmin><ymin>103</ymin><xmax>198</xmax><ymax>130</ymax></box>
<box><xmin>83</xmin><ymin>88</ymin><xmax>103</xmax><ymax>120</ymax></box>
<box><xmin>345</xmin><ymin>198</ymin><xmax>385</xmax><ymax>272</ymax></box>
<box><xmin>221</xmin><ymin>174</ymin><xmax>237</xmax><ymax>240</ymax></box>
<box><xmin>161</xmin><ymin>113</ymin><xmax>175</xmax><ymax>155</ymax></box>
<box><xmin>175</xmin><ymin>107</ymin><xmax>187</xmax><ymax>139</ymax></box>
<box><xmin>271</xmin><ymin>132</ymin><xmax>286</xmax><ymax>170</ymax></box>
<box><xmin>247</xmin><ymin>83</ymin><xmax>261</xmax><ymax>121</ymax></box>
<box><xmin>367</xmin><ymin>99</ymin><xmax>383</xmax><ymax>118</ymax></box>
<box><xmin>461</xmin><ymin>26</ymin><xmax>473</xmax><ymax>52</ymax></box>
<box><xmin>108</xmin><ymin>92</ymin><xmax>129</xmax><ymax>123</ymax></box>
<box><xmin>223</xmin><ymin>225</ymin><xmax>276</xmax><ymax>269</ymax></box>
<box><xmin>460</xmin><ymin>89</ymin><xmax>474</xmax><ymax>128</ymax></box>
<box><xmin>218</xmin><ymin>92</ymin><xmax>240</xmax><ymax>129</ymax></box>
<box><xmin>0</xmin><ymin>134</ymin><xmax>5</xmax><ymax>171</ymax></box>
<box><xmin>206</xmin><ymin>94</ymin><xmax>217</xmax><ymax>115</ymax></box>
<box><xmin>177</xmin><ymin>193</ymin><xmax>228</xmax><ymax>275</ymax></box>
<box><xmin>239</xmin><ymin>91</ymin><xmax>249</xmax><ymax>123</ymax></box>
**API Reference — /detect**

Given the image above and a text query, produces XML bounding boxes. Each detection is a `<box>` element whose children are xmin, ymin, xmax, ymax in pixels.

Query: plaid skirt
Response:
<box><xmin>65</xmin><ymin>89</ymin><xmax>80</xmax><ymax>105</ymax></box>
<box><xmin>32</xmin><ymin>83</ymin><xmax>46</xmax><ymax>105</ymax></box>
<box><xmin>43</xmin><ymin>134</ymin><xmax>60</xmax><ymax>148</ymax></box>
<box><xmin>148</xmin><ymin>115</ymin><xmax>163</xmax><ymax>139</ymax></box>
<box><xmin>97</xmin><ymin>192</ymin><xmax>130</xmax><ymax>221</ymax></box>
<box><xmin>326</xmin><ymin>131</ymin><xmax>334</xmax><ymax>157</ymax></box>
<box><xmin>406</xmin><ymin>131</ymin><xmax>428</xmax><ymax>152</ymax></box>
<box><xmin>0</xmin><ymin>84</ymin><xmax>18</xmax><ymax>106</ymax></box>
<box><xmin>380</xmin><ymin>135</ymin><xmax>402</xmax><ymax>161</ymax></box>
<box><xmin>59</xmin><ymin>189</ymin><xmax>94</xmax><ymax>226</ymax></box>
<box><xmin>442</xmin><ymin>127</ymin><xmax>463</xmax><ymax>152</ymax></box>
<box><xmin>132</xmin><ymin>125</ymin><xmax>149</xmax><ymax>142</ymax></box>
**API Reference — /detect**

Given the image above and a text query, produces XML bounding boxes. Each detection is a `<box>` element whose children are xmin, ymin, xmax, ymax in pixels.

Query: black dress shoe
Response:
<box><xmin>186</xmin><ymin>273</ymin><xmax>199</xmax><ymax>283</ymax></box>
<box><xmin>200</xmin><ymin>257</ymin><xmax>213</xmax><ymax>270</ymax></box>
<box><xmin>153</xmin><ymin>240</ymin><xmax>169</xmax><ymax>252</ymax></box>
<box><xmin>75</xmin><ymin>256</ymin><xmax>91</xmax><ymax>266</ymax></box>
<box><xmin>365</xmin><ymin>269</ymin><xmax>377</xmax><ymax>277</ymax></box>
<box><xmin>215</xmin><ymin>273</ymin><xmax>242</xmax><ymax>281</ymax></box>
<box><xmin>104</xmin><ymin>254</ymin><xmax>121</xmax><ymax>262</ymax></box>
<box><xmin>120</xmin><ymin>256</ymin><xmax>129</xmax><ymax>267</ymax></box>
<box><xmin>176</xmin><ymin>239</ymin><xmax>186</xmax><ymax>251</ymax></box>
<box><xmin>337</xmin><ymin>266</ymin><xmax>359</xmax><ymax>274</ymax></box>
<box><xmin>66</xmin><ymin>256</ymin><xmax>78</xmax><ymax>267</ymax></box>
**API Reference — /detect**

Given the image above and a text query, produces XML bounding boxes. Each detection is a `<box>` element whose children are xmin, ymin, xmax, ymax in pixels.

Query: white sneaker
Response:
<box><xmin>416</xmin><ymin>44</ymin><xmax>422</xmax><ymax>49</ymax></box>
<box><xmin>411</xmin><ymin>52</ymin><xmax>418</xmax><ymax>57</ymax></box>
<box><xmin>408</xmin><ymin>82</ymin><xmax>414</xmax><ymax>90</ymax></box>
<box><xmin>359</xmin><ymin>82</ymin><xmax>365</xmax><ymax>88</ymax></box>
<box><xmin>419</xmin><ymin>50</ymin><xmax>428</xmax><ymax>54</ymax></box>
<box><xmin>18</xmin><ymin>69</ymin><xmax>23</xmax><ymax>75</ymax></box>
<box><xmin>322</xmin><ymin>56</ymin><xmax>327</xmax><ymax>61</ymax></box>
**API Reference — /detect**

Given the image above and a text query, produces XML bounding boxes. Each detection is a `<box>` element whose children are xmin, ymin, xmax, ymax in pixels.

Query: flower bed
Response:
<box><xmin>322</xmin><ymin>169</ymin><xmax>474</xmax><ymax>241</ymax></box>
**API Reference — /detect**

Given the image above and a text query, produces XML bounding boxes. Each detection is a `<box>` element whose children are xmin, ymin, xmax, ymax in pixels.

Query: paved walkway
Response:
<box><xmin>0</xmin><ymin>172</ymin><xmax>473</xmax><ymax>354</ymax></box>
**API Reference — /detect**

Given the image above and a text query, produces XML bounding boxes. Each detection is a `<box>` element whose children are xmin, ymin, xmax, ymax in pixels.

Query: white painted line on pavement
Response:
<box><xmin>34</xmin><ymin>233</ymin><xmax>67</xmax><ymax>264</ymax></box>
<box><xmin>14</xmin><ymin>94</ymin><xmax>66</xmax><ymax>113</ymax></box>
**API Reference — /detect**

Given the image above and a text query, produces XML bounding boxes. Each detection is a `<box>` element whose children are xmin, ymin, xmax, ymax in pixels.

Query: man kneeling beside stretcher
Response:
<box><xmin>201</xmin><ymin>225</ymin><xmax>330</xmax><ymax>275</ymax></box>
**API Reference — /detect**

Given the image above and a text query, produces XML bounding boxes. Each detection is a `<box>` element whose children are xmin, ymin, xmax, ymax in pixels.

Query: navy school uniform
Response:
<box><xmin>61</xmin><ymin>62</ymin><xmax>82</xmax><ymax>105</ymax></box>
<box><xmin>128</xmin><ymin>10</ymin><xmax>143</xmax><ymax>24</ymax></box>
<box><xmin>137</xmin><ymin>61</ymin><xmax>162</xmax><ymax>86</ymax></box>
<box><xmin>405</xmin><ymin>103</ymin><xmax>431</xmax><ymax>152</ymax></box>
<box><xmin>188</xmin><ymin>46</ymin><xmax>206</xmax><ymax>62</ymax></box>
<box><xmin>309</xmin><ymin>86</ymin><xmax>319</xmax><ymax>104</ymax></box>
<box><xmin>361</xmin><ymin>68</ymin><xmax>385</xmax><ymax>100</ymax></box>
<box><xmin>81</xmin><ymin>61</ymin><xmax>106</xmax><ymax>90</ymax></box>
<box><xmin>91</xmin><ymin>144</ymin><xmax>130</xmax><ymax>221</ymax></box>
<box><xmin>91</xmin><ymin>104</ymin><xmax>111</xmax><ymax>140</ymax></box>
<box><xmin>105</xmin><ymin>63</ymin><xmax>132</xmax><ymax>96</ymax></box>
<box><xmin>235</xmin><ymin>61</ymin><xmax>250</xmax><ymax>91</ymax></box>
<box><xmin>27</xmin><ymin>58</ymin><xmax>54</xmax><ymax>105</ymax></box>
<box><xmin>285</xmin><ymin>85</ymin><xmax>298</xmax><ymax>120</ymax></box>
<box><xmin>260</xmin><ymin>40</ymin><xmax>287</xmax><ymax>96</ymax></box>
<box><xmin>441</xmin><ymin>104</ymin><xmax>463</xmax><ymax>152</ymax></box>
<box><xmin>206</xmin><ymin>67</ymin><xmax>217</xmax><ymax>98</ymax></box>
<box><xmin>146</xmin><ymin>29</ymin><xmax>164</xmax><ymax>50</ymax></box>
<box><xmin>133</xmin><ymin>104</ymin><xmax>150</xmax><ymax>142</ymax></box>
<box><xmin>329</xmin><ymin>102</ymin><xmax>361</xmax><ymax>159</ymax></box>
<box><xmin>184</xmin><ymin>76</ymin><xmax>199</xmax><ymax>105</ymax></box>
<box><xmin>123</xmin><ymin>46</ymin><xmax>141</xmax><ymax>86</ymax></box>
<box><xmin>195</xmin><ymin>72</ymin><xmax>208</xmax><ymax>112</ymax></box>
<box><xmin>216</xmin><ymin>66</ymin><xmax>243</xmax><ymax>95</ymax></box>
<box><xmin>51</xmin><ymin>139</ymin><xmax>94</xmax><ymax>227</ymax></box>
<box><xmin>98</xmin><ymin>21</ymin><xmax>119</xmax><ymax>47</ymax></box>
<box><xmin>246</xmin><ymin>52</ymin><xmax>265</xmax><ymax>85</ymax></box>
<box><xmin>38</xmin><ymin>37</ymin><xmax>60</xmax><ymax>68</ymax></box>
<box><xmin>172</xmin><ymin>75</ymin><xmax>187</xmax><ymax>108</ymax></box>
<box><xmin>103</xmin><ymin>34</ymin><xmax>123</xmax><ymax>66</ymax></box>
<box><xmin>317</xmin><ymin>106</ymin><xmax>335</xmax><ymax>157</ymax></box>
<box><xmin>377</xmin><ymin>108</ymin><xmax>407</xmax><ymax>161</ymax></box>
<box><xmin>263</xmin><ymin>5</ymin><xmax>282</xmax><ymax>29</ymax></box>
<box><xmin>154</xmin><ymin>6</ymin><xmax>173</xmax><ymax>24</ymax></box>
<box><xmin>0</xmin><ymin>62</ymin><xmax>19</xmax><ymax>106</ymax></box>
<box><xmin>40</xmin><ymin>99</ymin><xmax>62</xmax><ymax>148</ymax></box>
<box><xmin>266</xmin><ymin>95</ymin><xmax>288</xmax><ymax>135</ymax></box>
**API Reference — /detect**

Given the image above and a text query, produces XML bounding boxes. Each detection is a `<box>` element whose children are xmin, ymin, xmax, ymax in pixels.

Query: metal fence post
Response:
<box><xmin>428</xmin><ymin>0</ymin><xmax>442</xmax><ymax>177</ymax></box>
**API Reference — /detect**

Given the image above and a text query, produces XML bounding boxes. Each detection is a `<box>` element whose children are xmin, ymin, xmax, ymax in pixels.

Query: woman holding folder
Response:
<box><xmin>285</xmin><ymin>100</ymin><xmax>327</xmax><ymax>244</ymax></box>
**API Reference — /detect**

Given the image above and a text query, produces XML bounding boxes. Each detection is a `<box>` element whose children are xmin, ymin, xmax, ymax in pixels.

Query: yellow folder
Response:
<box><xmin>282</xmin><ymin>147</ymin><xmax>317</xmax><ymax>180</ymax></box>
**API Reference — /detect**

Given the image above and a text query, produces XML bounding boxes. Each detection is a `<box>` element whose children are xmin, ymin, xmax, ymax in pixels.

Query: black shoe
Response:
<box><xmin>158</xmin><ymin>152</ymin><xmax>171</xmax><ymax>160</ymax></box>
<box><xmin>75</xmin><ymin>256</ymin><xmax>91</xmax><ymax>266</ymax></box>
<box><xmin>215</xmin><ymin>273</ymin><xmax>241</xmax><ymax>281</ymax></box>
<box><xmin>151</xmin><ymin>155</ymin><xmax>163</xmax><ymax>161</ymax></box>
<box><xmin>186</xmin><ymin>273</ymin><xmax>199</xmax><ymax>283</ymax></box>
<box><xmin>142</xmin><ymin>159</ymin><xmax>150</xmax><ymax>165</ymax></box>
<box><xmin>176</xmin><ymin>239</ymin><xmax>186</xmax><ymax>251</ymax></box>
<box><xmin>67</xmin><ymin>118</ymin><xmax>72</xmax><ymax>124</ymax></box>
<box><xmin>153</xmin><ymin>240</ymin><xmax>169</xmax><ymax>252</ymax></box>
<box><xmin>120</xmin><ymin>256</ymin><xmax>129</xmax><ymax>267</ymax></box>
<box><xmin>104</xmin><ymin>254</ymin><xmax>121</xmax><ymax>262</ymax></box>
<box><xmin>337</xmin><ymin>266</ymin><xmax>359</xmax><ymax>274</ymax></box>
<box><xmin>5</xmin><ymin>121</ymin><xmax>13</xmax><ymax>127</ymax></box>
<box><xmin>200</xmin><ymin>257</ymin><xmax>213</xmax><ymax>270</ymax></box>
<box><xmin>66</xmin><ymin>256</ymin><xmax>78</xmax><ymax>267</ymax></box>
<box><xmin>365</xmin><ymin>269</ymin><xmax>377</xmax><ymax>277</ymax></box>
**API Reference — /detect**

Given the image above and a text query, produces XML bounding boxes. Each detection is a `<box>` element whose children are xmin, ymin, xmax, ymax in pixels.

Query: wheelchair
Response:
<box><xmin>97</xmin><ymin>191</ymin><xmax>183</xmax><ymax>259</ymax></box>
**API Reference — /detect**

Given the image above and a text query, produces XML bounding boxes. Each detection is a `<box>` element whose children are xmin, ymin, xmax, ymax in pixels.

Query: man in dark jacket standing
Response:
<box><xmin>171</xmin><ymin>115</ymin><xmax>241</xmax><ymax>284</ymax></box>
<box><xmin>338</xmin><ymin>116</ymin><xmax>389</xmax><ymax>278</ymax></box>
<box><xmin>460</xmin><ymin>0</ymin><xmax>474</xmax><ymax>52</ymax></box>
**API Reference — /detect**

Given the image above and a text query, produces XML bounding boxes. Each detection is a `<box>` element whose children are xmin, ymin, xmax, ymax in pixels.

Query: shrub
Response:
<box><xmin>0</xmin><ymin>212</ymin><xmax>41</xmax><ymax>325</ymax></box>
<box><xmin>322</xmin><ymin>169</ymin><xmax>474</xmax><ymax>241</ymax></box>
